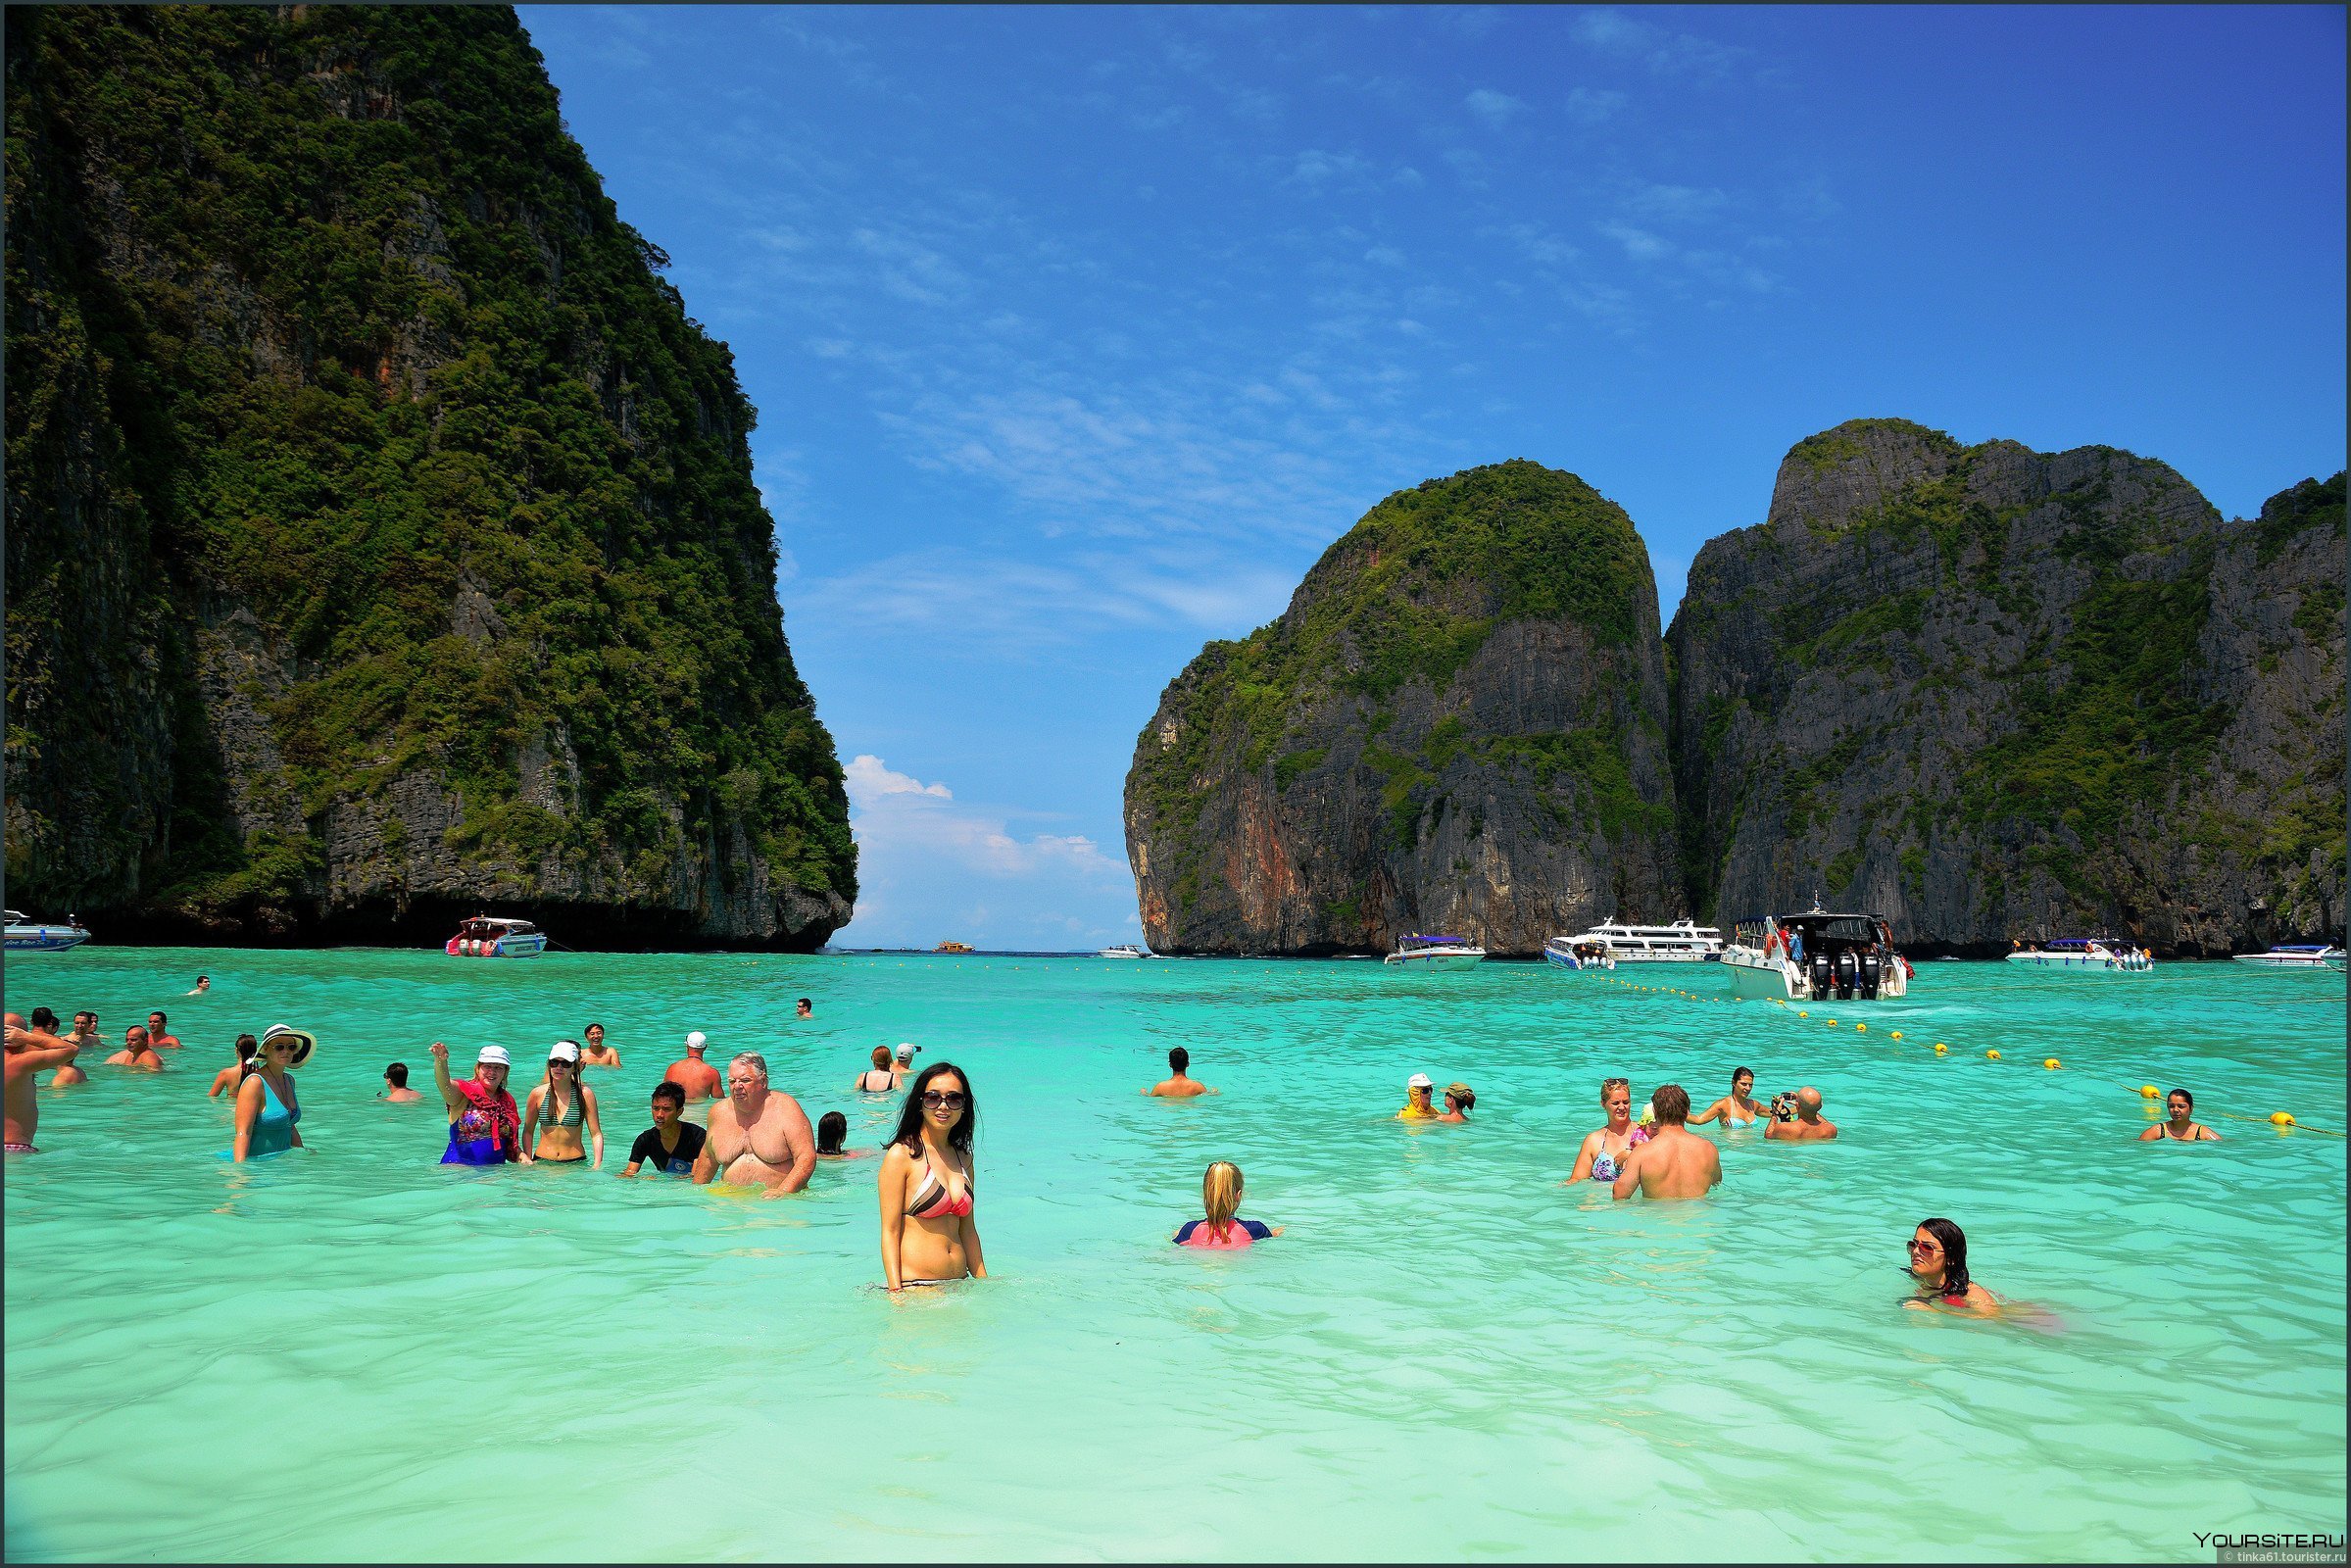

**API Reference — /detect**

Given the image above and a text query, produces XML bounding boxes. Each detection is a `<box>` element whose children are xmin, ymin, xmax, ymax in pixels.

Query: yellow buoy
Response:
<box><xmin>1856</xmin><ymin>1023</ymin><xmax>1868</xmax><ymax>1032</ymax></box>
<box><xmin>2043</xmin><ymin>1057</ymin><xmax>2061</xmax><ymax>1069</ymax></box>
<box><xmin>1934</xmin><ymin>1044</ymin><xmax>1947</xmax><ymax>1054</ymax></box>
<box><xmin>1985</xmin><ymin>1049</ymin><xmax>2001</xmax><ymax>1059</ymax></box>
<box><xmin>2271</xmin><ymin>1111</ymin><xmax>2296</xmax><ymax>1126</ymax></box>
<box><xmin>2139</xmin><ymin>1085</ymin><xmax>2159</xmax><ymax>1098</ymax></box>
<box><xmin>1826</xmin><ymin>1019</ymin><xmax>1837</xmax><ymax>1027</ymax></box>
<box><xmin>1890</xmin><ymin>1031</ymin><xmax>1903</xmax><ymax>1040</ymax></box>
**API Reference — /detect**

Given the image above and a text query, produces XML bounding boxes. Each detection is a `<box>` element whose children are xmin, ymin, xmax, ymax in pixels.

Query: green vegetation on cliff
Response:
<box><xmin>5</xmin><ymin>6</ymin><xmax>854</xmax><ymax>926</ymax></box>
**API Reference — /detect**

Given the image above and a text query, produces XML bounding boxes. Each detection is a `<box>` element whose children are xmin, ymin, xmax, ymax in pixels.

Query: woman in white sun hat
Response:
<box><xmin>524</xmin><ymin>1040</ymin><xmax>604</xmax><ymax>1167</ymax></box>
<box><xmin>430</xmin><ymin>1041</ymin><xmax>523</xmax><ymax>1165</ymax></box>
<box><xmin>231</xmin><ymin>1024</ymin><xmax>313</xmax><ymax>1161</ymax></box>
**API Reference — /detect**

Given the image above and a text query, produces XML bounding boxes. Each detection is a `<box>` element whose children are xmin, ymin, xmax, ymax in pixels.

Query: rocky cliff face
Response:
<box><xmin>4</xmin><ymin>5</ymin><xmax>855</xmax><ymax>946</ymax></box>
<box><xmin>1123</xmin><ymin>461</ymin><xmax>1683</xmax><ymax>956</ymax></box>
<box><xmin>1667</xmin><ymin>419</ymin><xmax>2344</xmax><ymax>954</ymax></box>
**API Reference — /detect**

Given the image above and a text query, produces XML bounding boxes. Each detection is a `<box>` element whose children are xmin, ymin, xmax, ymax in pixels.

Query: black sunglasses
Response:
<box><xmin>919</xmin><ymin>1091</ymin><xmax>967</xmax><ymax>1110</ymax></box>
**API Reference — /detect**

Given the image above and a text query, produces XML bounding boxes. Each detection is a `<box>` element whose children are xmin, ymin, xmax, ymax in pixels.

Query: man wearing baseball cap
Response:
<box><xmin>889</xmin><ymin>1042</ymin><xmax>920</xmax><ymax>1090</ymax></box>
<box><xmin>429</xmin><ymin>1041</ymin><xmax>523</xmax><ymax>1164</ymax></box>
<box><xmin>1398</xmin><ymin>1072</ymin><xmax>1440</xmax><ymax>1121</ymax></box>
<box><xmin>662</xmin><ymin>1030</ymin><xmax>723</xmax><ymax>1102</ymax></box>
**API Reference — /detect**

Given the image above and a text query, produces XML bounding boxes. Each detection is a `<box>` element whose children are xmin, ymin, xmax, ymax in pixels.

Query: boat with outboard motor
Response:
<box><xmin>4</xmin><ymin>910</ymin><xmax>89</xmax><ymax>954</ymax></box>
<box><xmin>2006</xmin><ymin>937</ymin><xmax>2152</xmax><ymax>973</ymax></box>
<box><xmin>1721</xmin><ymin>906</ymin><xmax>1910</xmax><ymax>1001</ymax></box>
<box><xmin>1551</xmin><ymin>918</ymin><xmax>1722</xmax><ymax>963</ymax></box>
<box><xmin>444</xmin><ymin>915</ymin><xmax>546</xmax><ymax>958</ymax></box>
<box><xmin>1383</xmin><ymin>934</ymin><xmax>1486</xmax><ymax>970</ymax></box>
<box><xmin>1098</xmin><ymin>944</ymin><xmax>1151</xmax><ymax>959</ymax></box>
<box><xmin>2232</xmin><ymin>943</ymin><xmax>2347</xmax><ymax>969</ymax></box>
<box><xmin>1542</xmin><ymin>936</ymin><xmax>1616</xmax><ymax>970</ymax></box>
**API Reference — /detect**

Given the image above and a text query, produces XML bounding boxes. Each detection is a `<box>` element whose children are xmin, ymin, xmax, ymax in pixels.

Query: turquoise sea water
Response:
<box><xmin>5</xmin><ymin>948</ymin><xmax>2345</xmax><ymax>1561</ymax></box>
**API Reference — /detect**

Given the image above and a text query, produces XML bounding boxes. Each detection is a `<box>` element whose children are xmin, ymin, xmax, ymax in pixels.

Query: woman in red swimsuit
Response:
<box><xmin>879</xmin><ymin>1062</ymin><xmax>986</xmax><ymax>1291</ymax></box>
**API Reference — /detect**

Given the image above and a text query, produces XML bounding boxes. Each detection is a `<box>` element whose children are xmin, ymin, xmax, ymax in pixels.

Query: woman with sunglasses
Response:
<box><xmin>879</xmin><ymin>1062</ymin><xmax>985</xmax><ymax>1291</ymax></box>
<box><xmin>1903</xmin><ymin>1217</ymin><xmax>1997</xmax><ymax>1313</ymax></box>
<box><xmin>231</xmin><ymin>1024</ymin><xmax>312</xmax><ymax>1161</ymax></box>
<box><xmin>524</xmin><ymin>1041</ymin><xmax>604</xmax><ymax>1167</ymax></box>
<box><xmin>1566</xmin><ymin>1077</ymin><xmax>1646</xmax><ymax>1184</ymax></box>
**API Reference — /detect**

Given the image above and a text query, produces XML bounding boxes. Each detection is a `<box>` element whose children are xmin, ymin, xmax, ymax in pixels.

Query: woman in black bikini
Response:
<box><xmin>853</xmin><ymin>1047</ymin><xmax>897</xmax><ymax>1094</ymax></box>
<box><xmin>2138</xmin><ymin>1089</ymin><xmax>2221</xmax><ymax>1142</ymax></box>
<box><xmin>878</xmin><ymin>1062</ymin><xmax>984</xmax><ymax>1291</ymax></box>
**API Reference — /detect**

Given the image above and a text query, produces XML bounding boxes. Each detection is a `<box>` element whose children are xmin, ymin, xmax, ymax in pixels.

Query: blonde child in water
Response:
<box><xmin>1172</xmin><ymin>1161</ymin><xmax>1284</xmax><ymax>1250</ymax></box>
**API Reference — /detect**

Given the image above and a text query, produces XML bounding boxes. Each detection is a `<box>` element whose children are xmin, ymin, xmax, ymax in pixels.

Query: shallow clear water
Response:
<box><xmin>6</xmin><ymin>949</ymin><xmax>2345</xmax><ymax>1561</ymax></box>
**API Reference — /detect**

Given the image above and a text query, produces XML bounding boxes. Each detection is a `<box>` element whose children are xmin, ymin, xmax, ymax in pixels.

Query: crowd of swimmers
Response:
<box><xmin>4</xmin><ymin>982</ymin><xmax>2228</xmax><ymax>1307</ymax></box>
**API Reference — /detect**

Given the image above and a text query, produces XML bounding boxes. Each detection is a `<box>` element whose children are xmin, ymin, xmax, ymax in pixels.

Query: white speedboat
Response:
<box><xmin>2006</xmin><ymin>937</ymin><xmax>2151</xmax><ymax>973</ymax></box>
<box><xmin>1383</xmin><ymin>934</ymin><xmax>1486</xmax><ymax>970</ymax></box>
<box><xmin>1098</xmin><ymin>944</ymin><xmax>1151</xmax><ymax>959</ymax></box>
<box><xmin>1556</xmin><ymin>918</ymin><xmax>1723</xmax><ymax>963</ymax></box>
<box><xmin>1543</xmin><ymin>936</ymin><xmax>1615</xmax><ymax>970</ymax></box>
<box><xmin>444</xmin><ymin>915</ymin><xmax>547</xmax><ymax>958</ymax></box>
<box><xmin>4</xmin><ymin>910</ymin><xmax>89</xmax><ymax>953</ymax></box>
<box><xmin>2233</xmin><ymin>944</ymin><xmax>2347</xmax><ymax>969</ymax></box>
<box><xmin>1722</xmin><ymin>906</ymin><xmax>1909</xmax><ymax>1001</ymax></box>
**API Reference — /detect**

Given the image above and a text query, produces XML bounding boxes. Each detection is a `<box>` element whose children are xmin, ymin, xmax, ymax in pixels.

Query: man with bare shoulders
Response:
<box><xmin>1143</xmin><ymin>1046</ymin><xmax>1216</xmax><ymax>1098</ymax></box>
<box><xmin>7</xmin><ymin>1012</ymin><xmax>83</xmax><ymax>1152</ymax></box>
<box><xmin>705</xmin><ymin>1053</ymin><xmax>815</xmax><ymax>1195</ymax></box>
<box><xmin>146</xmin><ymin>1010</ymin><xmax>183</xmax><ymax>1051</ymax></box>
<box><xmin>662</xmin><ymin>1031</ymin><xmax>723</xmax><ymax>1102</ymax></box>
<box><xmin>28</xmin><ymin>1009</ymin><xmax>86</xmax><ymax>1086</ymax></box>
<box><xmin>1765</xmin><ymin>1086</ymin><xmax>1838</xmax><ymax>1142</ymax></box>
<box><xmin>108</xmin><ymin>1025</ymin><xmax>167</xmax><ymax>1071</ymax></box>
<box><xmin>1612</xmin><ymin>1083</ymin><xmax>1721</xmax><ymax>1200</ymax></box>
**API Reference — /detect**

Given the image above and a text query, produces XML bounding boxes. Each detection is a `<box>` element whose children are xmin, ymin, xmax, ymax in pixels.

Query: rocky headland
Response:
<box><xmin>4</xmin><ymin>5</ymin><xmax>855</xmax><ymax>947</ymax></box>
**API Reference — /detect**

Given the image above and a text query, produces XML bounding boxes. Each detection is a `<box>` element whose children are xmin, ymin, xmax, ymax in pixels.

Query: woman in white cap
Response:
<box><xmin>231</xmin><ymin>1024</ymin><xmax>313</xmax><ymax>1161</ymax></box>
<box><xmin>524</xmin><ymin>1041</ymin><xmax>604</xmax><ymax>1167</ymax></box>
<box><xmin>429</xmin><ymin>1041</ymin><xmax>524</xmax><ymax>1165</ymax></box>
<box><xmin>1397</xmin><ymin>1072</ymin><xmax>1440</xmax><ymax>1121</ymax></box>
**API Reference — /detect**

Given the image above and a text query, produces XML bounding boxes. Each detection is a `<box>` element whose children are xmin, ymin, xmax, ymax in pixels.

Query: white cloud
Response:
<box><xmin>1598</xmin><ymin>220</ymin><xmax>1673</xmax><ymax>262</ymax></box>
<box><xmin>845</xmin><ymin>755</ymin><xmax>952</xmax><ymax>802</ymax></box>
<box><xmin>1464</xmin><ymin>88</ymin><xmax>1528</xmax><ymax>129</ymax></box>
<box><xmin>1563</xmin><ymin>86</ymin><xmax>1628</xmax><ymax>124</ymax></box>
<box><xmin>1570</xmin><ymin>9</ymin><xmax>1745</xmax><ymax>76</ymax></box>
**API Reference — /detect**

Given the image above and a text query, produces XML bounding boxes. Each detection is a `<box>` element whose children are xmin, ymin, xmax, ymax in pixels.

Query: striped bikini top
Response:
<box><xmin>906</xmin><ymin>1152</ymin><xmax>974</xmax><ymax>1219</ymax></box>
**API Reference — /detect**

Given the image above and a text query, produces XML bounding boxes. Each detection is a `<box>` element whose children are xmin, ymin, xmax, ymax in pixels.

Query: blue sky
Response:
<box><xmin>519</xmin><ymin>5</ymin><xmax>2347</xmax><ymax>951</ymax></box>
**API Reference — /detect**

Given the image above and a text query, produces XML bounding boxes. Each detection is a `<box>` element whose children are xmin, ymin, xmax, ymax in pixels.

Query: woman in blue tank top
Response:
<box><xmin>232</xmin><ymin>1025</ymin><xmax>313</xmax><ymax>1160</ymax></box>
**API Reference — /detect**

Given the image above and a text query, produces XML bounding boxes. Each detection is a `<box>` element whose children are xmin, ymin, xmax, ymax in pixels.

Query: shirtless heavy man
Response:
<box><xmin>662</xmin><ymin>1032</ymin><xmax>723</xmax><ymax>1102</ymax></box>
<box><xmin>705</xmin><ymin>1053</ymin><xmax>815</xmax><ymax>1196</ymax></box>
<box><xmin>6</xmin><ymin>1013</ymin><xmax>82</xmax><ymax>1152</ymax></box>
<box><xmin>109</xmin><ymin>1026</ymin><xmax>167</xmax><ymax>1071</ymax></box>
<box><xmin>1612</xmin><ymin>1084</ymin><xmax>1722</xmax><ymax>1200</ymax></box>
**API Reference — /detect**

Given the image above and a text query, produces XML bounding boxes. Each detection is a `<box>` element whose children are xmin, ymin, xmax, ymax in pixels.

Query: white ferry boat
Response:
<box><xmin>1542</xmin><ymin>936</ymin><xmax>1616</xmax><ymax>970</ymax></box>
<box><xmin>1383</xmin><ymin>934</ymin><xmax>1486</xmax><ymax>970</ymax></box>
<box><xmin>1553</xmin><ymin>918</ymin><xmax>1723</xmax><ymax>964</ymax></box>
<box><xmin>2006</xmin><ymin>937</ymin><xmax>2151</xmax><ymax>973</ymax></box>
<box><xmin>1722</xmin><ymin>906</ymin><xmax>1909</xmax><ymax>1001</ymax></box>
<box><xmin>4</xmin><ymin>910</ymin><xmax>89</xmax><ymax>954</ymax></box>
<box><xmin>444</xmin><ymin>915</ymin><xmax>547</xmax><ymax>958</ymax></box>
<box><xmin>1098</xmin><ymin>944</ymin><xmax>1151</xmax><ymax>959</ymax></box>
<box><xmin>2232</xmin><ymin>943</ymin><xmax>2347</xmax><ymax>970</ymax></box>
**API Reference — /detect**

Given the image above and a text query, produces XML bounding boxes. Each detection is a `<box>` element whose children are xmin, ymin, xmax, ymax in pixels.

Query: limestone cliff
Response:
<box><xmin>1666</xmin><ymin>419</ymin><xmax>2344</xmax><ymax>954</ymax></box>
<box><xmin>1123</xmin><ymin>461</ymin><xmax>1682</xmax><ymax>956</ymax></box>
<box><xmin>4</xmin><ymin>5</ymin><xmax>855</xmax><ymax>946</ymax></box>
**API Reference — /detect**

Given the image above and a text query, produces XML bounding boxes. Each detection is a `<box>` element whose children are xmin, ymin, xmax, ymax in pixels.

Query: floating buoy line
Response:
<box><xmin>1585</xmin><ymin>969</ymin><xmax>2339</xmax><ymax>1137</ymax></box>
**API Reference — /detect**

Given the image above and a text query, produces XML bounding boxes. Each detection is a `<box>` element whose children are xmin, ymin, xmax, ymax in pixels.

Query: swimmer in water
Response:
<box><xmin>187</xmin><ymin>975</ymin><xmax>211</xmax><ymax>996</ymax></box>
<box><xmin>1610</xmin><ymin>1084</ymin><xmax>1721</xmax><ymax>1200</ymax></box>
<box><xmin>663</xmin><ymin>1031</ymin><xmax>723</xmax><ymax>1102</ymax></box>
<box><xmin>890</xmin><ymin>1042</ymin><xmax>919</xmax><ymax>1089</ymax></box>
<box><xmin>1437</xmin><ymin>1083</ymin><xmax>1475</xmax><ymax>1122</ymax></box>
<box><xmin>109</xmin><ymin>1026</ymin><xmax>166</xmax><ymax>1071</ymax></box>
<box><xmin>6</xmin><ymin>1013</ymin><xmax>82</xmax><ymax>1152</ymax></box>
<box><xmin>1903</xmin><ymin>1217</ymin><xmax>1997</xmax><ymax>1313</ymax></box>
<box><xmin>231</xmin><ymin>1025</ymin><xmax>310</xmax><ymax>1161</ymax></box>
<box><xmin>1688</xmin><ymin>1067</ymin><xmax>1764</xmax><ymax>1127</ymax></box>
<box><xmin>2139</xmin><ymin>1089</ymin><xmax>2219</xmax><ymax>1142</ymax></box>
<box><xmin>146</xmin><ymin>1011</ymin><xmax>182</xmax><ymax>1051</ymax></box>
<box><xmin>579</xmin><ymin>1022</ymin><xmax>621</xmax><ymax>1069</ymax></box>
<box><xmin>1764</xmin><ymin>1086</ymin><xmax>1837</xmax><ymax>1142</ymax></box>
<box><xmin>29</xmin><ymin>1010</ymin><xmax>85</xmax><ymax>1087</ymax></box>
<box><xmin>796</xmin><ymin>997</ymin><xmax>813</xmax><ymax>1020</ymax></box>
<box><xmin>1398</xmin><ymin>1072</ymin><xmax>1440</xmax><ymax>1120</ymax></box>
<box><xmin>879</xmin><ymin>1062</ymin><xmax>985</xmax><ymax>1290</ymax></box>
<box><xmin>706</xmin><ymin>1053</ymin><xmax>816</xmax><ymax>1195</ymax></box>
<box><xmin>618</xmin><ymin>1082</ymin><xmax>715</xmax><ymax>1181</ymax></box>
<box><xmin>1145</xmin><ymin>1046</ymin><xmax>1216</xmax><ymax>1098</ymax></box>
<box><xmin>381</xmin><ymin>1062</ymin><xmax>423</xmax><ymax>1102</ymax></box>
<box><xmin>854</xmin><ymin>1047</ymin><xmax>898</xmax><ymax>1094</ymax></box>
<box><xmin>524</xmin><ymin>1042</ymin><xmax>603</xmax><ymax>1167</ymax></box>
<box><xmin>1566</xmin><ymin>1078</ymin><xmax>1643</xmax><ymax>1183</ymax></box>
<box><xmin>1173</xmin><ymin>1160</ymin><xmax>1282</xmax><ymax>1249</ymax></box>
<box><xmin>815</xmin><ymin>1109</ymin><xmax>876</xmax><ymax>1159</ymax></box>
<box><xmin>209</xmin><ymin>1035</ymin><xmax>260</xmax><ymax>1098</ymax></box>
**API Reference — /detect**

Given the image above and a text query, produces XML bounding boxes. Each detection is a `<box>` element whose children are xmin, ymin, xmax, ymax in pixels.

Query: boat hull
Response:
<box><xmin>1723</xmin><ymin>949</ymin><xmax>1910</xmax><ymax>1001</ymax></box>
<box><xmin>5</xmin><ymin>927</ymin><xmax>89</xmax><ymax>953</ymax></box>
<box><xmin>2232</xmin><ymin>953</ymin><xmax>2348</xmax><ymax>969</ymax></box>
<box><xmin>445</xmin><ymin>936</ymin><xmax>546</xmax><ymax>958</ymax></box>
<box><xmin>1384</xmin><ymin>952</ymin><xmax>1485</xmax><ymax>970</ymax></box>
<box><xmin>2003</xmin><ymin>952</ymin><xmax>2147</xmax><ymax>973</ymax></box>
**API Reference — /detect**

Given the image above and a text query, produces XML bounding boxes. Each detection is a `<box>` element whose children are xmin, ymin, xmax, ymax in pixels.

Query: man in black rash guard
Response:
<box><xmin>617</xmin><ymin>1082</ymin><xmax>715</xmax><ymax>1182</ymax></box>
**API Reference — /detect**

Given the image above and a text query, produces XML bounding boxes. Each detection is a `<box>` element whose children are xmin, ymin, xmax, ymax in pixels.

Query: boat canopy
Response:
<box><xmin>1401</xmin><ymin>934</ymin><xmax>1471</xmax><ymax>946</ymax></box>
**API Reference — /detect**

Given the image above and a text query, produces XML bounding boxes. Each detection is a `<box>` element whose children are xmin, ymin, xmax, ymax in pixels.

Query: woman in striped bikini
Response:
<box><xmin>878</xmin><ymin>1062</ymin><xmax>986</xmax><ymax>1292</ymax></box>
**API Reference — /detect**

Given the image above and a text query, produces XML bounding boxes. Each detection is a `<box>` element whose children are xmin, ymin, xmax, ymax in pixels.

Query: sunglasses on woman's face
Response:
<box><xmin>1908</xmin><ymin>1239</ymin><xmax>1940</xmax><ymax>1254</ymax></box>
<box><xmin>920</xmin><ymin>1091</ymin><xmax>967</xmax><ymax>1110</ymax></box>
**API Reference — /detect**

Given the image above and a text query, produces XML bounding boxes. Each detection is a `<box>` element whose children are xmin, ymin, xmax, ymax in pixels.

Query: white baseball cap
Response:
<box><xmin>895</xmin><ymin>1042</ymin><xmax>919</xmax><ymax>1062</ymax></box>
<box><xmin>476</xmin><ymin>1045</ymin><xmax>512</xmax><ymax>1068</ymax></box>
<box><xmin>1407</xmin><ymin>1072</ymin><xmax>1434</xmax><ymax>1089</ymax></box>
<box><xmin>548</xmin><ymin>1041</ymin><xmax>580</xmax><ymax>1063</ymax></box>
<box><xmin>685</xmin><ymin>1030</ymin><xmax>709</xmax><ymax>1052</ymax></box>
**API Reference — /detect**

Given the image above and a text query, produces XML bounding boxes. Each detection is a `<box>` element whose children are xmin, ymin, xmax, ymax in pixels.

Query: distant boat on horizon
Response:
<box><xmin>932</xmin><ymin>940</ymin><xmax>974</xmax><ymax>955</ymax></box>
<box><xmin>1383</xmin><ymin>934</ymin><xmax>1486</xmax><ymax>970</ymax></box>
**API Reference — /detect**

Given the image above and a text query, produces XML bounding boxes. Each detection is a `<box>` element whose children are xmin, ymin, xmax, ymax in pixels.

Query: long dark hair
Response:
<box><xmin>889</xmin><ymin>1061</ymin><xmax>976</xmax><ymax>1159</ymax></box>
<box><xmin>1917</xmin><ymin>1216</ymin><xmax>1971</xmax><ymax>1298</ymax></box>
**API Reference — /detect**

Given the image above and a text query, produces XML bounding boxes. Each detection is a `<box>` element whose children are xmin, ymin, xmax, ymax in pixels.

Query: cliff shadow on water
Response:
<box><xmin>4</xmin><ymin>5</ymin><xmax>856</xmax><ymax>950</ymax></box>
